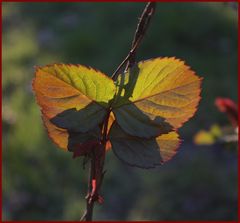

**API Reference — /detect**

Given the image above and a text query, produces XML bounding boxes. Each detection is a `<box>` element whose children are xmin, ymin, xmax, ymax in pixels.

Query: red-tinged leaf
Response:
<box><xmin>73</xmin><ymin>141</ymin><xmax>100</xmax><ymax>158</ymax></box>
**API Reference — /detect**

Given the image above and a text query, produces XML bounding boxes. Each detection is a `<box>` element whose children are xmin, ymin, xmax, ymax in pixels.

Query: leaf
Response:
<box><xmin>72</xmin><ymin>141</ymin><xmax>99</xmax><ymax>158</ymax></box>
<box><xmin>34</xmin><ymin>58</ymin><xmax>201</xmax><ymax>167</ymax></box>
<box><xmin>42</xmin><ymin>116</ymin><xmax>101</xmax><ymax>152</ymax></box>
<box><xmin>33</xmin><ymin>64</ymin><xmax>116</xmax><ymax>133</ymax></box>
<box><xmin>111</xmin><ymin>103</ymin><xmax>172</xmax><ymax>138</ymax></box>
<box><xmin>109</xmin><ymin>122</ymin><xmax>180</xmax><ymax>168</ymax></box>
<box><xmin>33</xmin><ymin>64</ymin><xmax>116</xmax><ymax>153</ymax></box>
<box><xmin>112</xmin><ymin>57</ymin><xmax>202</xmax><ymax>138</ymax></box>
<box><xmin>50</xmin><ymin>103</ymin><xmax>105</xmax><ymax>132</ymax></box>
<box><xmin>43</xmin><ymin>116</ymin><xmax>68</xmax><ymax>150</ymax></box>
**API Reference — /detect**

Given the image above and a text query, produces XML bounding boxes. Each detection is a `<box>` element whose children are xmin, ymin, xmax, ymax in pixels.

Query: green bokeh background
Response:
<box><xmin>2</xmin><ymin>2</ymin><xmax>238</xmax><ymax>221</ymax></box>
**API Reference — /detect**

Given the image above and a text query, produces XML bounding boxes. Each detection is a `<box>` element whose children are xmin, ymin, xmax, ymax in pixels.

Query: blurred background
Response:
<box><xmin>2</xmin><ymin>2</ymin><xmax>238</xmax><ymax>221</ymax></box>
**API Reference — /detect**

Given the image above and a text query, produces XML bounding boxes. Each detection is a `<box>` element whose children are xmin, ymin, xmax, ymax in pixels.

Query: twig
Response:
<box><xmin>111</xmin><ymin>2</ymin><xmax>156</xmax><ymax>80</ymax></box>
<box><xmin>80</xmin><ymin>151</ymin><xmax>95</xmax><ymax>221</ymax></box>
<box><xmin>80</xmin><ymin>2</ymin><xmax>156</xmax><ymax>221</ymax></box>
<box><xmin>80</xmin><ymin>111</ymin><xmax>110</xmax><ymax>221</ymax></box>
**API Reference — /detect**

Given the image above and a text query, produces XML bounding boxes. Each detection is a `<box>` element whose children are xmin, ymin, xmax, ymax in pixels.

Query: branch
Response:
<box><xmin>80</xmin><ymin>111</ymin><xmax>110</xmax><ymax>221</ymax></box>
<box><xmin>111</xmin><ymin>2</ymin><xmax>156</xmax><ymax>80</ymax></box>
<box><xmin>80</xmin><ymin>2</ymin><xmax>156</xmax><ymax>221</ymax></box>
<box><xmin>80</xmin><ymin>156</ymin><xmax>95</xmax><ymax>221</ymax></box>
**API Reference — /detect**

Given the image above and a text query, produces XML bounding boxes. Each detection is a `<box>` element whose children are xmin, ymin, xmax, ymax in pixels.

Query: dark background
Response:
<box><xmin>2</xmin><ymin>2</ymin><xmax>238</xmax><ymax>221</ymax></box>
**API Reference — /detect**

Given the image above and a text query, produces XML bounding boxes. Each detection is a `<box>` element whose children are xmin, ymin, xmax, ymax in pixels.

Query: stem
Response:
<box><xmin>80</xmin><ymin>157</ymin><xmax>95</xmax><ymax>221</ymax></box>
<box><xmin>111</xmin><ymin>2</ymin><xmax>156</xmax><ymax>80</ymax></box>
<box><xmin>80</xmin><ymin>110</ymin><xmax>110</xmax><ymax>221</ymax></box>
<box><xmin>80</xmin><ymin>2</ymin><xmax>156</xmax><ymax>221</ymax></box>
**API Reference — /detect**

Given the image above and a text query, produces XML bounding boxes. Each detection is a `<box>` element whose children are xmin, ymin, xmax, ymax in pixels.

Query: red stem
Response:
<box><xmin>80</xmin><ymin>2</ymin><xmax>156</xmax><ymax>221</ymax></box>
<box><xmin>80</xmin><ymin>110</ymin><xmax>110</xmax><ymax>221</ymax></box>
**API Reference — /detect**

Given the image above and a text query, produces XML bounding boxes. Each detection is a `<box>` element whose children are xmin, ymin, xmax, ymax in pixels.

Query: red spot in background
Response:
<box><xmin>215</xmin><ymin>97</ymin><xmax>238</xmax><ymax>128</ymax></box>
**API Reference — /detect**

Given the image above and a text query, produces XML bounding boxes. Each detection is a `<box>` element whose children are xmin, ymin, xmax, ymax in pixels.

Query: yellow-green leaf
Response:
<box><xmin>112</xmin><ymin>57</ymin><xmax>202</xmax><ymax>138</ymax></box>
<box><xmin>33</xmin><ymin>64</ymin><xmax>115</xmax><ymax>146</ymax></box>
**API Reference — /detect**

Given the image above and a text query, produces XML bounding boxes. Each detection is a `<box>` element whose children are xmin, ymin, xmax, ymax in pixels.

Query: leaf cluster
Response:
<box><xmin>33</xmin><ymin>57</ymin><xmax>201</xmax><ymax>168</ymax></box>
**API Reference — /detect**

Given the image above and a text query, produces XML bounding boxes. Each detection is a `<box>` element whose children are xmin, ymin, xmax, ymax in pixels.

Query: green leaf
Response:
<box><xmin>50</xmin><ymin>102</ymin><xmax>106</xmax><ymax>133</ymax></box>
<box><xmin>112</xmin><ymin>103</ymin><xmax>172</xmax><ymax>138</ymax></box>
<box><xmin>109</xmin><ymin>122</ymin><xmax>180</xmax><ymax>168</ymax></box>
<box><xmin>42</xmin><ymin>116</ymin><xmax>101</xmax><ymax>153</ymax></box>
<box><xmin>38</xmin><ymin>64</ymin><xmax>116</xmax><ymax>105</ymax></box>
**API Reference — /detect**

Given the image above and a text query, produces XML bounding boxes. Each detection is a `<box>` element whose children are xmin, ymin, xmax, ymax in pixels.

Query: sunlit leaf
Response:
<box><xmin>112</xmin><ymin>57</ymin><xmax>202</xmax><ymax>138</ymax></box>
<box><xmin>33</xmin><ymin>64</ymin><xmax>115</xmax><ymax>131</ymax></box>
<box><xmin>109</xmin><ymin>122</ymin><xmax>180</xmax><ymax>168</ymax></box>
<box><xmin>33</xmin><ymin>64</ymin><xmax>115</xmax><ymax>153</ymax></box>
<box><xmin>43</xmin><ymin>116</ymin><xmax>68</xmax><ymax>150</ymax></box>
<box><xmin>33</xmin><ymin>58</ymin><xmax>201</xmax><ymax>166</ymax></box>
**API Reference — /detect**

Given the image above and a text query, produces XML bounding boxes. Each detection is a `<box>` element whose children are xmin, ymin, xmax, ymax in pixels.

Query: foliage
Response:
<box><xmin>2</xmin><ymin>2</ymin><xmax>238</xmax><ymax>221</ymax></box>
<box><xmin>33</xmin><ymin>58</ymin><xmax>201</xmax><ymax>168</ymax></box>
